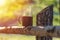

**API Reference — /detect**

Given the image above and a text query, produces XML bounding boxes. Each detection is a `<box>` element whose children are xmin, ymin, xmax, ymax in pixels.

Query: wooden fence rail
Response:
<box><xmin>0</xmin><ymin>26</ymin><xmax>60</xmax><ymax>38</ymax></box>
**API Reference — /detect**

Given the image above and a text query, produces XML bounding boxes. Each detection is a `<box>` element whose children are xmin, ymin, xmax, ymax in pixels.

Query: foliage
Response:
<box><xmin>32</xmin><ymin>0</ymin><xmax>60</xmax><ymax>26</ymax></box>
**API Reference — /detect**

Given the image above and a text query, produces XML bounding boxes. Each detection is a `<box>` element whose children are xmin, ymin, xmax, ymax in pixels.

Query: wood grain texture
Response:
<box><xmin>0</xmin><ymin>26</ymin><xmax>60</xmax><ymax>38</ymax></box>
<box><xmin>36</xmin><ymin>5</ymin><xmax>53</xmax><ymax>40</ymax></box>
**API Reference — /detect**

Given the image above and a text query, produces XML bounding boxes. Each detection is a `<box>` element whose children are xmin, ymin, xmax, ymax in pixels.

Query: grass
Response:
<box><xmin>0</xmin><ymin>34</ymin><xmax>60</xmax><ymax>40</ymax></box>
<box><xmin>0</xmin><ymin>34</ymin><xmax>35</xmax><ymax>40</ymax></box>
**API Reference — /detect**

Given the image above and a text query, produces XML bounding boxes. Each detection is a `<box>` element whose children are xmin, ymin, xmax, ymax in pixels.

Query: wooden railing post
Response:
<box><xmin>36</xmin><ymin>5</ymin><xmax>53</xmax><ymax>40</ymax></box>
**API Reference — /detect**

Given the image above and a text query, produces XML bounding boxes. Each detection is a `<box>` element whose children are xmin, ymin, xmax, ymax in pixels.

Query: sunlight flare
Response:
<box><xmin>0</xmin><ymin>0</ymin><xmax>6</xmax><ymax>6</ymax></box>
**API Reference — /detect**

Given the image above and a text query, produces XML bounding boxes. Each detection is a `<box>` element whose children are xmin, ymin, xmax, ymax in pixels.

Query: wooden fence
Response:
<box><xmin>0</xmin><ymin>5</ymin><xmax>60</xmax><ymax>40</ymax></box>
<box><xmin>0</xmin><ymin>26</ymin><xmax>60</xmax><ymax>38</ymax></box>
<box><xmin>36</xmin><ymin>4</ymin><xmax>53</xmax><ymax>40</ymax></box>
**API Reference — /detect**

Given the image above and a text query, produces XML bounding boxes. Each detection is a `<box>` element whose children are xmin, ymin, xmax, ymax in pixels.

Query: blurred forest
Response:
<box><xmin>32</xmin><ymin>0</ymin><xmax>60</xmax><ymax>26</ymax></box>
<box><xmin>0</xmin><ymin>0</ymin><xmax>60</xmax><ymax>40</ymax></box>
<box><xmin>0</xmin><ymin>0</ymin><xmax>59</xmax><ymax>26</ymax></box>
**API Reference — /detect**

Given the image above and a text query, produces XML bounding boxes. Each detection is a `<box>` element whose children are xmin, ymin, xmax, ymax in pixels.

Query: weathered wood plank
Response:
<box><xmin>36</xmin><ymin>5</ymin><xmax>53</xmax><ymax>40</ymax></box>
<box><xmin>0</xmin><ymin>26</ymin><xmax>60</xmax><ymax>38</ymax></box>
